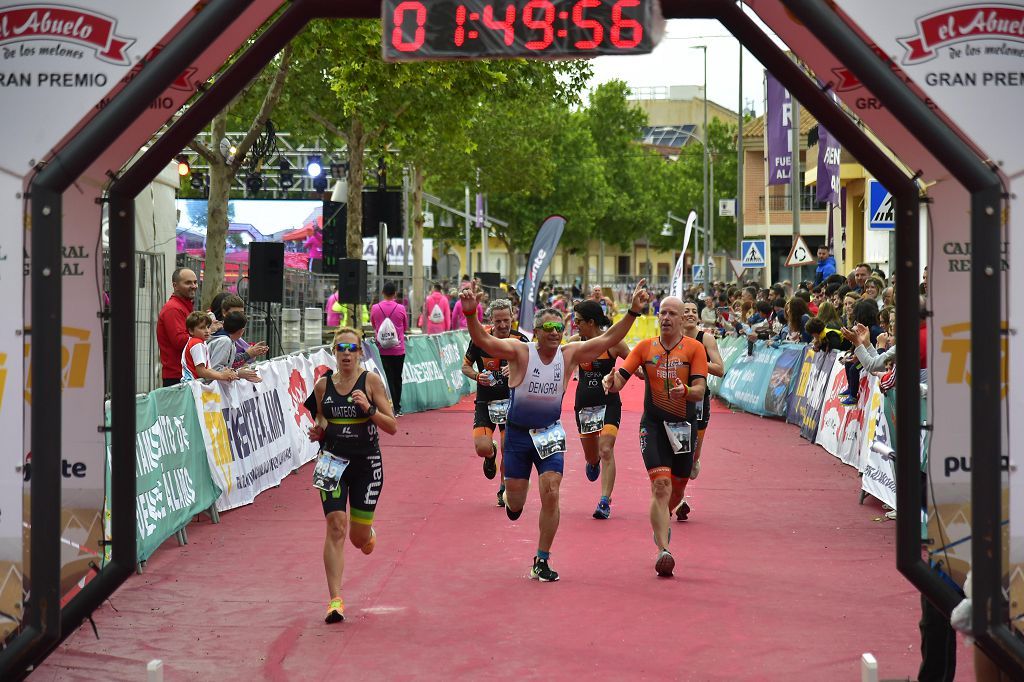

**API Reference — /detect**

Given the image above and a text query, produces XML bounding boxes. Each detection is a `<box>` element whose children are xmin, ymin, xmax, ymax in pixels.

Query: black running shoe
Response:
<box><xmin>497</xmin><ymin>484</ymin><xmax>506</xmax><ymax>507</ymax></box>
<box><xmin>530</xmin><ymin>557</ymin><xmax>559</xmax><ymax>582</ymax></box>
<box><xmin>482</xmin><ymin>440</ymin><xmax>497</xmax><ymax>480</ymax></box>
<box><xmin>675</xmin><ymin>501</ymin><xmax>690</xmax><ymax>521</ymax></box>
<box><xmin>655</xmin><ymin>550</ymin><xmax>675</xmax><ymax>577</ymax></box>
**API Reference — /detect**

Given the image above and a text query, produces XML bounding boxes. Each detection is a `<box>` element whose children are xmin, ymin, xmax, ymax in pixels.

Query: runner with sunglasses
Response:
<box><xmin>459</xmin><ymin>280</ymin><xmax>649</xmax><ymax>582</ymax></box>
<box><xmin>306</xmin><ymin>328</ymin><xmax>397</xmax><ymax>623</ymax></box>
<box><xmin>569</xmin><ymin>299</ymin><xmax>629</xmax><ymax>520</ymax></box>
<box><xmin>602</xmin><ymin>297</ymin><xmax>708</xmax><ymax>578</ymax></box>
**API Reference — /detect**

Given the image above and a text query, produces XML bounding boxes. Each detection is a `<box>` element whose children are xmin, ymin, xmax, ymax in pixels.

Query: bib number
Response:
<box><xmin>577</xmin><ymin>405</ymin><xmax>607</xmax><ymax>435</ymax></box>
<box><xmin>487</xmin><ymin>399</ymin><xmax>510</xmax><ymax>425</ymax></box>
<box><xmin>312</xmin><ymin>450</ymin><xmax>349</xmax><ymax>492</ymax></box>
<box><xmin>663</xmin><ymin>421</ymin><xmax>692</xmax><ymax>455</ymax></box>
<box><xmin>529</xmin><ymin>421</ymin><xmax>567</xmax><ymax>460</ymax></box>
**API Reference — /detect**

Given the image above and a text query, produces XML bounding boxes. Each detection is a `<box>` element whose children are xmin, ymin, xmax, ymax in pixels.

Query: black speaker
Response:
<box><xmin>248</xmin><ymin>242</ymin><xmax>284</xmax><ymax>303</ymax></box>
<box><xmin>478</xmin><ymin>271</ymin><xmax>501</xmax><ymax>288</ymax></box>
<box><xmin>337</xmin><ymin>258</ymin><xmax>367</xmax><ymax>304</ymax></box>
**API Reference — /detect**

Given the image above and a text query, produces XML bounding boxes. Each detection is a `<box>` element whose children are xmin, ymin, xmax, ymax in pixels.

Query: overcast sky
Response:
<box><xmin>587</xmin><ymin>16</ymin><xmax>788</xmax><ymax>116</ymax></box>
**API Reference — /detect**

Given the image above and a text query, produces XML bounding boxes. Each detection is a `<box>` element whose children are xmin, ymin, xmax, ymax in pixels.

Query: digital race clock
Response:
<box><xmin>382</xmin><ymin>0</ymin><xmax>665</xmax><ymax>61</ymax></box>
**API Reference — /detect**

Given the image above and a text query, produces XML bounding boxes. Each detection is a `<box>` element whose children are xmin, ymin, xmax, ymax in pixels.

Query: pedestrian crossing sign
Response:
<box><xmin>692</xmin><ymin>265</ymin><xmax>705</xmax><ymax>284</ymax></box>
<box><xmin>867</xmin><ymin>179</ymin><xmax>894</xmax><ymax>230</ymax></box>
<box><xmin>740</xmin><ymin>239</ymin><xmax>766</xmax><ymax>268</ymax></box>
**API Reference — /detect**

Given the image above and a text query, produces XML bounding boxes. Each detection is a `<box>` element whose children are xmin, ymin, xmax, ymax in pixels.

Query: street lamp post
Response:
<box><xmin>674</xmin><ymin>126</ymin><xmax>713</xmax><ymax>290</ymax></box>
<box><xmin>693</xmin><ymin>44</ymin><xmax>710</xmax><ymax>299</ymax></box>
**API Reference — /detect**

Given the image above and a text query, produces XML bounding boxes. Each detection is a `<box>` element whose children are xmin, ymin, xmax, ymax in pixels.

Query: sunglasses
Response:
<box><xmin>539</xmin><ymin>321</ymin><xmax>565</xmax><ymax>333</ymax></box>
<box><xmin>335</xmin><ymin>342</ymin><xmax>360</xmax><ymax>353</ymax></box>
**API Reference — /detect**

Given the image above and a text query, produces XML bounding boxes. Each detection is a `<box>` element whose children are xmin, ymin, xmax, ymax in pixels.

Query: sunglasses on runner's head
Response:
<box><xmin>539</xmin><ymin>321</ymin><xmax>564</xmax><ymax>333</ymax></box>
<box><xmin>335</xmin><ymin>342</ymin><xmax>360</xmax><ymax>353</ymax></box>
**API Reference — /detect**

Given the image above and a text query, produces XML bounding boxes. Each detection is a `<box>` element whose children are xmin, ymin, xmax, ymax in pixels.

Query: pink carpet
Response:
<box><xmin>32</xmin><ymin>381</ymin><xmax>972</xmax><ymax>681</ymax></box>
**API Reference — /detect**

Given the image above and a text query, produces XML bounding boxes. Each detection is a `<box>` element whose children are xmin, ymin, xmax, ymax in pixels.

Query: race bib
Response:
<box><xmin>487</xmin><ymin>399</ymin><xmax>510</xmax><ymax>425</ymax></box>
<box><xmin>663</xmin><ymin>421</ymin><xmax>692</xmax><ymax>455</ymax></box>
<box><xmin>529</xmin><ymin>421</ymin><xmax>567</xmax><ymax>459</ymax></box>
<box><xmin>577</xmin><ymin>405</ymin><xmax>606</xmax><ymax>435</ymax></box>
<box><xmin>694</xmin><ymin>399</ymin><xmax>705</xmax><ymax>423</ymax></box>
<box><xmin>312</xmin><ymin>450</ymin><xmax>350</xmax><ymax>492</ymax></box>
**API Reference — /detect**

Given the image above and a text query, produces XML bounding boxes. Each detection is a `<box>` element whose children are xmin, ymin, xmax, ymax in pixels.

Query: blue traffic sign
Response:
<box><xmin>867</xmin><ymin>179</ymin><xmax>894</xmax><ymax>230</ymax></box>
<box><xmin>692</xmin><ymin>265</ymin><xmax>704</xmax><ymax>284</ymax></box>
<box><xmin>741</xmin><ymin>239</ymin><xmax>767</xmax><ymax>268</ymax></box>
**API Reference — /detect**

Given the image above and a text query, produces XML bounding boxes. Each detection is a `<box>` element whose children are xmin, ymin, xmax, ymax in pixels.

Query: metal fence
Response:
<box><xmin>102</xmin><ymin>250</ymin><xmax>168</xmax><ymax>395</ymax></box>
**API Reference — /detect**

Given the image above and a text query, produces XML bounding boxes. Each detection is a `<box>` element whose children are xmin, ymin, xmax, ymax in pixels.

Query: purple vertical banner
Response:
<box><xmin>816</xmin><ymin>125</ymin><xmax>841</xmax><ymax>204</ymax></box>
<box><xmin>766</xmin><ymin>72</ymin><xmax>792</xmax><ymax>186</ymax></box>
<box><xmin>475</xmin><ymin>192</ymin><xmax>484</xmax><ymax>228</ymax></box>
<box><xmin>840</xmin><ymin>186</ymin><xmax>848</xmax><ymax>264</ymax></box>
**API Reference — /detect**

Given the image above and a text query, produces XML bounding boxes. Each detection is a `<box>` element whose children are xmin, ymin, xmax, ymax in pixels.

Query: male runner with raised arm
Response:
<box><xmin>459</xmin><ymin>280</ymin><xmax>650</xmax><ymax>582</ymax></box>
<box><xmin>602</xmin><ymin>296</ymin><xmax>708</xmax><ymax>578</ymax></box>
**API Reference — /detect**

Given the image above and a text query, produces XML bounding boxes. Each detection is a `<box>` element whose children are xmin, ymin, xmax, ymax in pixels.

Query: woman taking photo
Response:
<box><xmin>307</xmin><ymin>328</ymin><xmax>397</xmax><ymax>624</ymax></box>
<box><xmin>570</xmin><ymin>300</ymin><xmax>629</xmax><ymax>519</ymax></box>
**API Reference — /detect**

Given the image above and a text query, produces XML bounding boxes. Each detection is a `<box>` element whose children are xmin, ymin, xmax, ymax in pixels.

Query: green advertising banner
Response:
<box><xmin>400</xmin><ymin>335</ymin><xmax>461</xmax><ymax>413</ymax></box>
<box><xmin>106</xmin><ymin>384</ymin><xmax>222</xmax><ymax>564</ymax></box>
<box><xmin>708</xmin><ymin>336</ymin><xmax>748</xmax><ymax>396</ymax></box>
<box><xmin>433</xmin><ymin>330</ymin><xmax>474</xmax><ymax>397</ymax></box>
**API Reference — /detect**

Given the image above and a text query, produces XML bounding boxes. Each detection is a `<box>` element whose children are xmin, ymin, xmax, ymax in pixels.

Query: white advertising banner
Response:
<box><xmin>814</xmin><ymin>358</ymin><xmax>875</xmax><ymax>470</ymax></box>
<box><xmin>858</xmin><ymin>382</ymin><xmax>897</xmax><ymax>510</ymax></box>
<box><xmin>193</xmin><ymin>353</ymin><xmax>325</xmax><ymax>512</ymax></box>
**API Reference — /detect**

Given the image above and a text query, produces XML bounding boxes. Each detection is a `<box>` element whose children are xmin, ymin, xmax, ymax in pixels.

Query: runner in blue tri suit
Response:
<box><xmin>458</xmin><ymin>280</ymin><xmax>649</xmax><ymax>582</ymax></box>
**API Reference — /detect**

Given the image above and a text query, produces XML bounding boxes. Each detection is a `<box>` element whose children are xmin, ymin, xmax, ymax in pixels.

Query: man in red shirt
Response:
<box><xmin>157</xmin><ymin>267</ymin><xmax>198</xmax><ymax>387</ymax></box>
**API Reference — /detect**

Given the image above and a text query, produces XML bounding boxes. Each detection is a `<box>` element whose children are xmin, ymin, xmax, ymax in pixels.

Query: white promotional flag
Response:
<box><xmin>670</xmin><ymin>211</ymin><xmax>699</xmax><ymax>297</ymax></box>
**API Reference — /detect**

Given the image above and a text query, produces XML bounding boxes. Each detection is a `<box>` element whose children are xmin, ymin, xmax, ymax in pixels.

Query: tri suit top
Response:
<box><xmin>464</xmin><ymin>328</ymin><xmax>530</xmax><ymax>403</ymax></box>
<box><xmin>507</xmin><ymin>343</ymin><xmax>566</xmax><ymax>430</ymax></box>
<box><xmin>317</xmin><ymin>370</ymin><xmax>379</xmax><ymax>454</ymax></box>
<box><xmin>574</xmin><ymin>348</ymin><xmax>621</xmax><ymax>410</ymax></box>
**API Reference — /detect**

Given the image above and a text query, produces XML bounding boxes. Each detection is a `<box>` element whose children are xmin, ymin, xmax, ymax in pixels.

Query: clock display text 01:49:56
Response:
<box><xmin>382</xmin><ymin>0</ymin><xmax>664</xmax><ymax>61</ymax></box>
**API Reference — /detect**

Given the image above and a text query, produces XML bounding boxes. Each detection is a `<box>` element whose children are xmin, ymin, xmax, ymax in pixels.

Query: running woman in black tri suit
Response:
<box><xmin>462</xmin><ymin>299</ymin><xmax>528</xmax><ymax>506</ymax></box>
<box><xmin>673</xmin><ymin>300</ymin><xmax>725</xmax><ymax>521</ymax></box>
<box><xmin>570</xmin><ymin>300</ymin><xmax>629</xmax><ymax>520</ymax></box>
<box><xmin>307</xmin><ymin>328</ymin><xmax>397</xmax><ymax>624</ymax></box>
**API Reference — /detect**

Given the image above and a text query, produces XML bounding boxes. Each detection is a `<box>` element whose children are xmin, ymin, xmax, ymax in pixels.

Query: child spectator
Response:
<box><xmin>208</xmin><ymin>311</ymin><xmax>261</xmax><ymax>382</ymax></box>
<box><xmin>181</xmin><ymin>311</ymin><xmax>238</xmax><ymax>383</ymax></box>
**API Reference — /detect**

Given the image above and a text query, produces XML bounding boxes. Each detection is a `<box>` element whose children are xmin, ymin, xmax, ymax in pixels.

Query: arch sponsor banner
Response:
<box><xmin>192</xmin><ymin>353</ymin><xmax>323</xmax><ymax>512</ymax></box>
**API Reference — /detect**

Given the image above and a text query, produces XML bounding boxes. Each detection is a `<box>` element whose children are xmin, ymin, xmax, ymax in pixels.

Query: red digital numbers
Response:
<box><xmin>523</xmin><ymin>0</ymin><xmax>555</xmax><ymax>50</ymax></box>
<box><xmin>392</xmin><ymin>0</ymin><xmax>427</xmax><ymax>52</ymax></box>
<box><xmin>455</xmin><ymin>4</ymin><xmax>467</xmax><ymax>46</ymax></box>
<box><xmin>482</xmin><ymin>4</ymin><xmax>517</xmax><ymax>46</ymax></box>
<box><xmin>610</xmin><ymin>0</ymin><xmax>643</xmax><ymax>49</ymax></box>
<box><xmin>571</xmin><ymin>0</ymin><xmax>603</xmax><ymax>50</ymax></box>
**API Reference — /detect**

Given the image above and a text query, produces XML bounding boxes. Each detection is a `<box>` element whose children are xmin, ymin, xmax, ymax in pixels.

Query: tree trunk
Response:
<box><xmin>202</xmin><ymin>111</ymin><xmax>231</xmax><ymax>311</ymax></box>
<box><xmin>346</xmin><ymin>118</ymin><xmax>367</xmax><ymax>324</ymax></box>
<box><xmin>560</xmin><ymin>250</ymin><xmax>569</xmax><ymax>285</ymax></box>
<box><xmin>411</xmin><ymin>164</ymin><xmax>425</xmax><ymax>326</ymax></box>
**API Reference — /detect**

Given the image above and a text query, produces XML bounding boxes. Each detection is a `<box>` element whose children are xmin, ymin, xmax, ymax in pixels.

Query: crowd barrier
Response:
<box><xmin>105</xmin><ymin>330</ymin><xmax>475</xmax><ymax>565</ymax></box>
<box><xmin>709</xmin><ymin>337</ymin><xmax>904</xmax><ymax>511</ymax></box>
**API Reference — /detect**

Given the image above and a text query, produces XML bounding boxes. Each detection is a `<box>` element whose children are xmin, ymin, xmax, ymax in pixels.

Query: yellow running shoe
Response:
<box><xmin>325</xmin><ymin>598</ymin><xmax>344</xmax><ymax>624</ymax></box>
<box><xmin>361</xmin><ymin>528</ymin><xmax>376</xmax><ymax>555</ymax></box>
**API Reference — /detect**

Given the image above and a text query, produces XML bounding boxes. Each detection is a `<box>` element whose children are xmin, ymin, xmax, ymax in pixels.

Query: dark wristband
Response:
<box><xmin>627</xmin><ymin>309</ymin><xmax>641</xmax><ymax>318</ymax></box>
<box><xmin>366</xmin><ymin>405</ymin><xmax>377</xmax><ymax>417</ymax></box>
<box><xmin>617</xmin><ymin>367</ymin><xmax>631</xmax><ymax>380</ymax></box>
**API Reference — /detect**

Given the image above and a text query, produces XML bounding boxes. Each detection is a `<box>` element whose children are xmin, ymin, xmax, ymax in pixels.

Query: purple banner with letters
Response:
<box><xmin>766</xmin><ymin>71</ymin><xmax>792</xmax><ymax>186</ymax></box>
<box><xmin>816</xmin><ymin>125</ymin><xmax>841</xmax><ymax>204</ymax></box>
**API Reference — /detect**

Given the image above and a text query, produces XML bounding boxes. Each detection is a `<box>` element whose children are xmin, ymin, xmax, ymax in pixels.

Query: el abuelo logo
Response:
<box><xmin>0</xmin><ymin>5</ymin><xmax>134</xmax><ymax>64</ymax></box>
<box><xmin>899</xmin><ymin>4</ymin><xmax>1024</xmax><ymax>64</ymax></box>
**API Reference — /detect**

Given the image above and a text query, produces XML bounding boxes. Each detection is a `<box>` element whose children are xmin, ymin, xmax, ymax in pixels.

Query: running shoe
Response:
<box><xmin>530</xmin><ymin>557</ymin><xmax>560</xmax><ymax>582</ymax></box>
<box><xmin>497</xmin><ymin>484</ymin><xmax>506</xmax><ymax>507</ymax></box>
<box><xmin>675</xmin><ymin>501</ymin><xmax>690</xmax><ymax>522</ymax></box>
<box><xmin>360</xmin><ymin>528</ymin><xmax>376</xmax><ymax>555</ymax></box>
<box><xmin>655</xmin><ymin>549</ymin><xmax>675</xmax><ymax>577</ymax></box>
<box><xmin>840</xmin><ymin>394</ymin><xmax>858</xmax><ymax>406</ymax></box>
<box><xmin>585</xmin><ymin>460</ymin><xmax>600</xmax><ymax>482</ymax></box>
<box><xmin>691</xmin><ymin>458</ymin><xmax>701</xmax><ymax>480</ymax></box>
<box><xmin>324</xmin><ymin>598</ymin><xmax>345</xmax><ymax>623</ymax></box>
<box><xmin>482</xmin><ymin>440</ymin><xmax>498</xmax><ymax>480</ymax></box>
<box><xmin>593</xmin><ymin>496</ymin><xmax>611</xmax><ymax>520</ymax></box>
